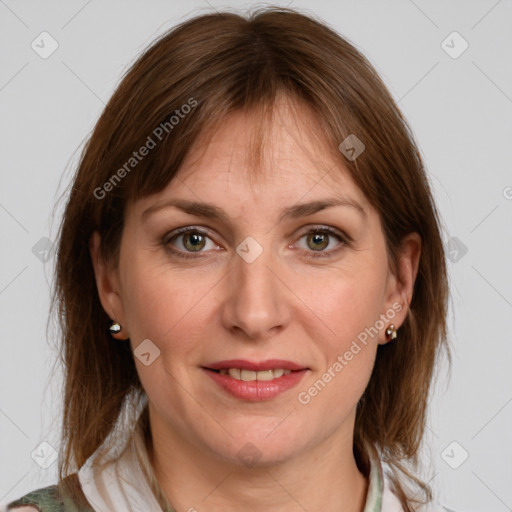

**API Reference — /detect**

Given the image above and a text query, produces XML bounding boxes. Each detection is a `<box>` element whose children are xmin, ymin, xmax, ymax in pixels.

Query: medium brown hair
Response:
<box><xmin>53</xmin><ymin>6</ymin><xmax>449</xmax><ymax>510</ymax></box>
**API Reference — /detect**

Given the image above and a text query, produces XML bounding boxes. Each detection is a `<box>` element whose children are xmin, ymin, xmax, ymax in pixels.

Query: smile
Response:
<box><xmin>202</xmin><ymin>359</ymin><xmax>309</xmax><ymax>401</ymax></box>
<box><xmin>218</xmin><ymin>368</ymin><xmax>292</xmax><ymax>381</ymax></box>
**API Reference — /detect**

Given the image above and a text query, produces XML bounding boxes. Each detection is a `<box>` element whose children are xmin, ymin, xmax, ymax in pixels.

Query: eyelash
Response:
<box><xmin>163</xmin><ymin>225</ymin><xmax>350</xmax><ymax>260</ymax></box>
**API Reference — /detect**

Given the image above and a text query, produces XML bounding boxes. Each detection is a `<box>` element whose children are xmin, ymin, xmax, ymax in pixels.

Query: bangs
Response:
<box><xmin>125</xmin><ymin>90</ymin><xmax>347</xmax><ymax>207</ymax></box>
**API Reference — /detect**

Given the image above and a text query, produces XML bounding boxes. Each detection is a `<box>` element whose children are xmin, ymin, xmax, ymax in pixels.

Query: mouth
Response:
<box><xmin>207</xmin><ymin>367</ymin><xmax>294</xmax><ymax>381</ymax></box>
<box><xmin>202</xmin><ymin>359</ymin><xmax>309</xmax><ymax>401</ymax></box>
<box><xmin>203</xmin><ymin>358</ymin><xmax>307</xmax><ymax>380</ymax></box>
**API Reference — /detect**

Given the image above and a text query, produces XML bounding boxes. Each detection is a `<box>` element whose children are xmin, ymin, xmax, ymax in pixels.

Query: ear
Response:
<box><xmin>89</xmin><ymin>231</ymin><xmax>129</xmax><ymax>340</ymax></box>
<box><xmin>379</xmin><ymin>232</ymin><xmax>421</xmax><ymax>345</ymax></box>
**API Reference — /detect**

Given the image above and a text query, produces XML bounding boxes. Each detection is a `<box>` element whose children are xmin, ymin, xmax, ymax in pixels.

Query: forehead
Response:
<box><xmin>133</xmin><ymin>97</ymin><xmax>369</xmax><ymax>215</ymax></box>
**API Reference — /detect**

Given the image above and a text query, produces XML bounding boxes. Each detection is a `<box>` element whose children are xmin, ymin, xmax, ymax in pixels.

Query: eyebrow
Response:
<box><xmin>142</xmin><ymin>196</ymin><xmax>367</xmax><ymax>224</ymax></box>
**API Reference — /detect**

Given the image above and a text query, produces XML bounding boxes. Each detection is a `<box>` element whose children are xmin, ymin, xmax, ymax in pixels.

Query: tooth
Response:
<box><xmin>240</xmin><ymin>369</ymin><xmax>257</xmax><ymax>381</ymax></box>
<box><xmin>220</xmin><ymin>368</ymin><xmax>292</xmax><ymax>381</ymax></box>
<box><xmin>228</xmin><ymin>368</ymin><xmax>241</xmax><ymax>380</ymax></box>
<box><xmin>256</xmin><ymin>370</ymin><xmax>274</xmax><ymax>381</ymax></box>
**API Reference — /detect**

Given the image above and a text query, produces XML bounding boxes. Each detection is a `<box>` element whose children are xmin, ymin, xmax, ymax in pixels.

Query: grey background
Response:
<box><xmin>1</xmin><ymin>1</ymin><xmax>511</xmax><ymax>511</ymax></box>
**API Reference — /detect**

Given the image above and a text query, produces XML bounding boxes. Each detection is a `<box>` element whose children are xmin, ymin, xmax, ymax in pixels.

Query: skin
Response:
<box><xmin>90</xmin><ymin>97</ymin><xmax>420</xmax><ymax>512</ymax></box>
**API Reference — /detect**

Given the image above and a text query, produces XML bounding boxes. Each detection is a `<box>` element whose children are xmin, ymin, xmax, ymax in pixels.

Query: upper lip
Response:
<box><xmin>204</xmin><ymin>359</ymin><xmax>308</xmax><ymax>371</ymax></box>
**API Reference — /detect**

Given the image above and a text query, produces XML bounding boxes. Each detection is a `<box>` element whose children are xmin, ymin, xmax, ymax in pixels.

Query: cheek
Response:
<box><xmin>119</xmin><ymin>261</ymin><xmax>210</xmax><ymax>405</ymax></box>
<box><xmin>295</xmin><ymin>280</ymin><xmax>380</xmax><ymax>419</ymax></box>
<box><xmin>120</xmin><ymin>255</ymin><xmax>221</xmax><ymax>356</ymax></box>
<box><xmin>291</xmin><ymin>261</ymin><xmax>387</xmax><ymax>409</ymax></box>
<box><xmin>298</xmin><ymin>262</ymin><xmax>387</xmax><ymax>349</ymax></box>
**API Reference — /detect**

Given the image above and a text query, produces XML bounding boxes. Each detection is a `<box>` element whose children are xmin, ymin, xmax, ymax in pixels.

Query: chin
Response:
<box><xmin>210</xmin><ymin>422</ymin><xmax>312</xmax><ymax>468</ymax></box>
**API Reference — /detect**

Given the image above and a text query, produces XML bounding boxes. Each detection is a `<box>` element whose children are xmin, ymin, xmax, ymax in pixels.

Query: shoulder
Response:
<box><xmin>4</xmin><ymin>474</ymin><xmax>94</xmax><ymax>512</ymax></box>
<box><xmin>5</xmin><ymin>484</ymin><xmax>62</xmax><ymax>512</ymax></box>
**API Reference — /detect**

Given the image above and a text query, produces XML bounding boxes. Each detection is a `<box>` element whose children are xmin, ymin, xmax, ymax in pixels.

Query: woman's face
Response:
<box><xmin>92</xmin><ymin>100</ymin><xmax>418</xmax><ymax>467</ymax></box>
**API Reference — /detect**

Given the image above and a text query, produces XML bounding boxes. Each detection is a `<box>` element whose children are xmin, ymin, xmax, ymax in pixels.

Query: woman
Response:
<box><xmin>6</xmin><ymin>6</ymin><xmax>449</xmax><ymax>512</ymax></box>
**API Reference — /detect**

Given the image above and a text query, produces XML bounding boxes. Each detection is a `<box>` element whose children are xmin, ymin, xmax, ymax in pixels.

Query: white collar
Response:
<box><xmin>78</xmin><ymin>435</ymin><xmax>163</xmax><ymax>512</ymax></box>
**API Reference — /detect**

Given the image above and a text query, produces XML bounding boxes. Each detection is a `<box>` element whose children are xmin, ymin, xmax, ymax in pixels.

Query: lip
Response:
<box><xmin>205</xmin><ymin>359</ymin><xmax>306</xmax><ymax>371</ymax></box>
<box><xmin>201</xmin><ymin>366</ymin><xmax>309</xmax><ymax>402</ymax></box>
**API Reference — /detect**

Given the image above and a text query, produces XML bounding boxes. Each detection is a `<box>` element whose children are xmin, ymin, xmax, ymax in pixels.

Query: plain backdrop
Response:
<box><xmin>1</xmin><ymin>1</ymin><xmax>511</xmax><ymax>511</ymax></box>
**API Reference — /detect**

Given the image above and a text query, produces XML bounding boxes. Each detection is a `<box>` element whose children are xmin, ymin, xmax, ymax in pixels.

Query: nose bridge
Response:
<box><xmin>222</xmin><ymin>235</ymin><xmax>290</xmax><ymax>340</ymax></box>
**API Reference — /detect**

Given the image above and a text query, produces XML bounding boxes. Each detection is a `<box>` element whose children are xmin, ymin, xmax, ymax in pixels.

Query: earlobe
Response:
<box><xmin>108</xmin><ymin>320</ymin><xmax>128</xmax><ymax>341</ymax></box>
<box><xmin>89</xmin><ymin>231</ymin><xmax>129</xmax><ymax>339</ymax></box>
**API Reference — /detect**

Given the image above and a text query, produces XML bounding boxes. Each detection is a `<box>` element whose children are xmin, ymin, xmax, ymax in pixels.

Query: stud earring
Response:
<box><xmin>385</xmin><ymin>324</ymin><xmax>398</xmax><ymax>341</ymax></box>
<box><xmin>109</xmin><ymin>321</ymin><xmax>122</xmax><ymax>337</ymax></box>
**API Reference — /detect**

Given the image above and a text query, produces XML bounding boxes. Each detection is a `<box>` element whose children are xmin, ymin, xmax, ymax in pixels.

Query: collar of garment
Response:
<box><xmin>77</xmin><ymin>410</ymin><xmax>403</xmax><ymax>512</ymax></box>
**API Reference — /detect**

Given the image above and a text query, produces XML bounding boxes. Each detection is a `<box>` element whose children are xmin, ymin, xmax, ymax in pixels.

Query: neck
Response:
<box><xmin>147</xmin><ymin>408</ymin><xmax>369</xmax><ymax>512</ymax></box>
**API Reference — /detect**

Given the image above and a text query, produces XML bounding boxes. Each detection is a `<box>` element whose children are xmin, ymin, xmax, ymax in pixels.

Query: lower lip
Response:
<box><xmin>203</xmin><ymin>368</ymin><xmax>308</xmax><ymax>401</ymax></box>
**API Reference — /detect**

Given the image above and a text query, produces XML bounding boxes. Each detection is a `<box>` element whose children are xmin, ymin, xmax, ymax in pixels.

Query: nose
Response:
<box><xmin>220</xmin><ymin>242</ymin><xmax>291</xmax><ymax>341</ymax></box>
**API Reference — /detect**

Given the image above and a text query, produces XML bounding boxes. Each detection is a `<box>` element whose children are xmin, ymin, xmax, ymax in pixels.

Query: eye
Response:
<box><xmin>164</xmin><ymin>227</ymin><xmax>219</xmax><ymax>259</ymax></box>
<box><xmin>295</xmin><ymin>226</ymin><xmax>348</xmax><ymax>258</ymax></box>
<box><xmin>163</xmin><ymin>225</ymin><xmax>349</xmax><ymax>260</ymax></box>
